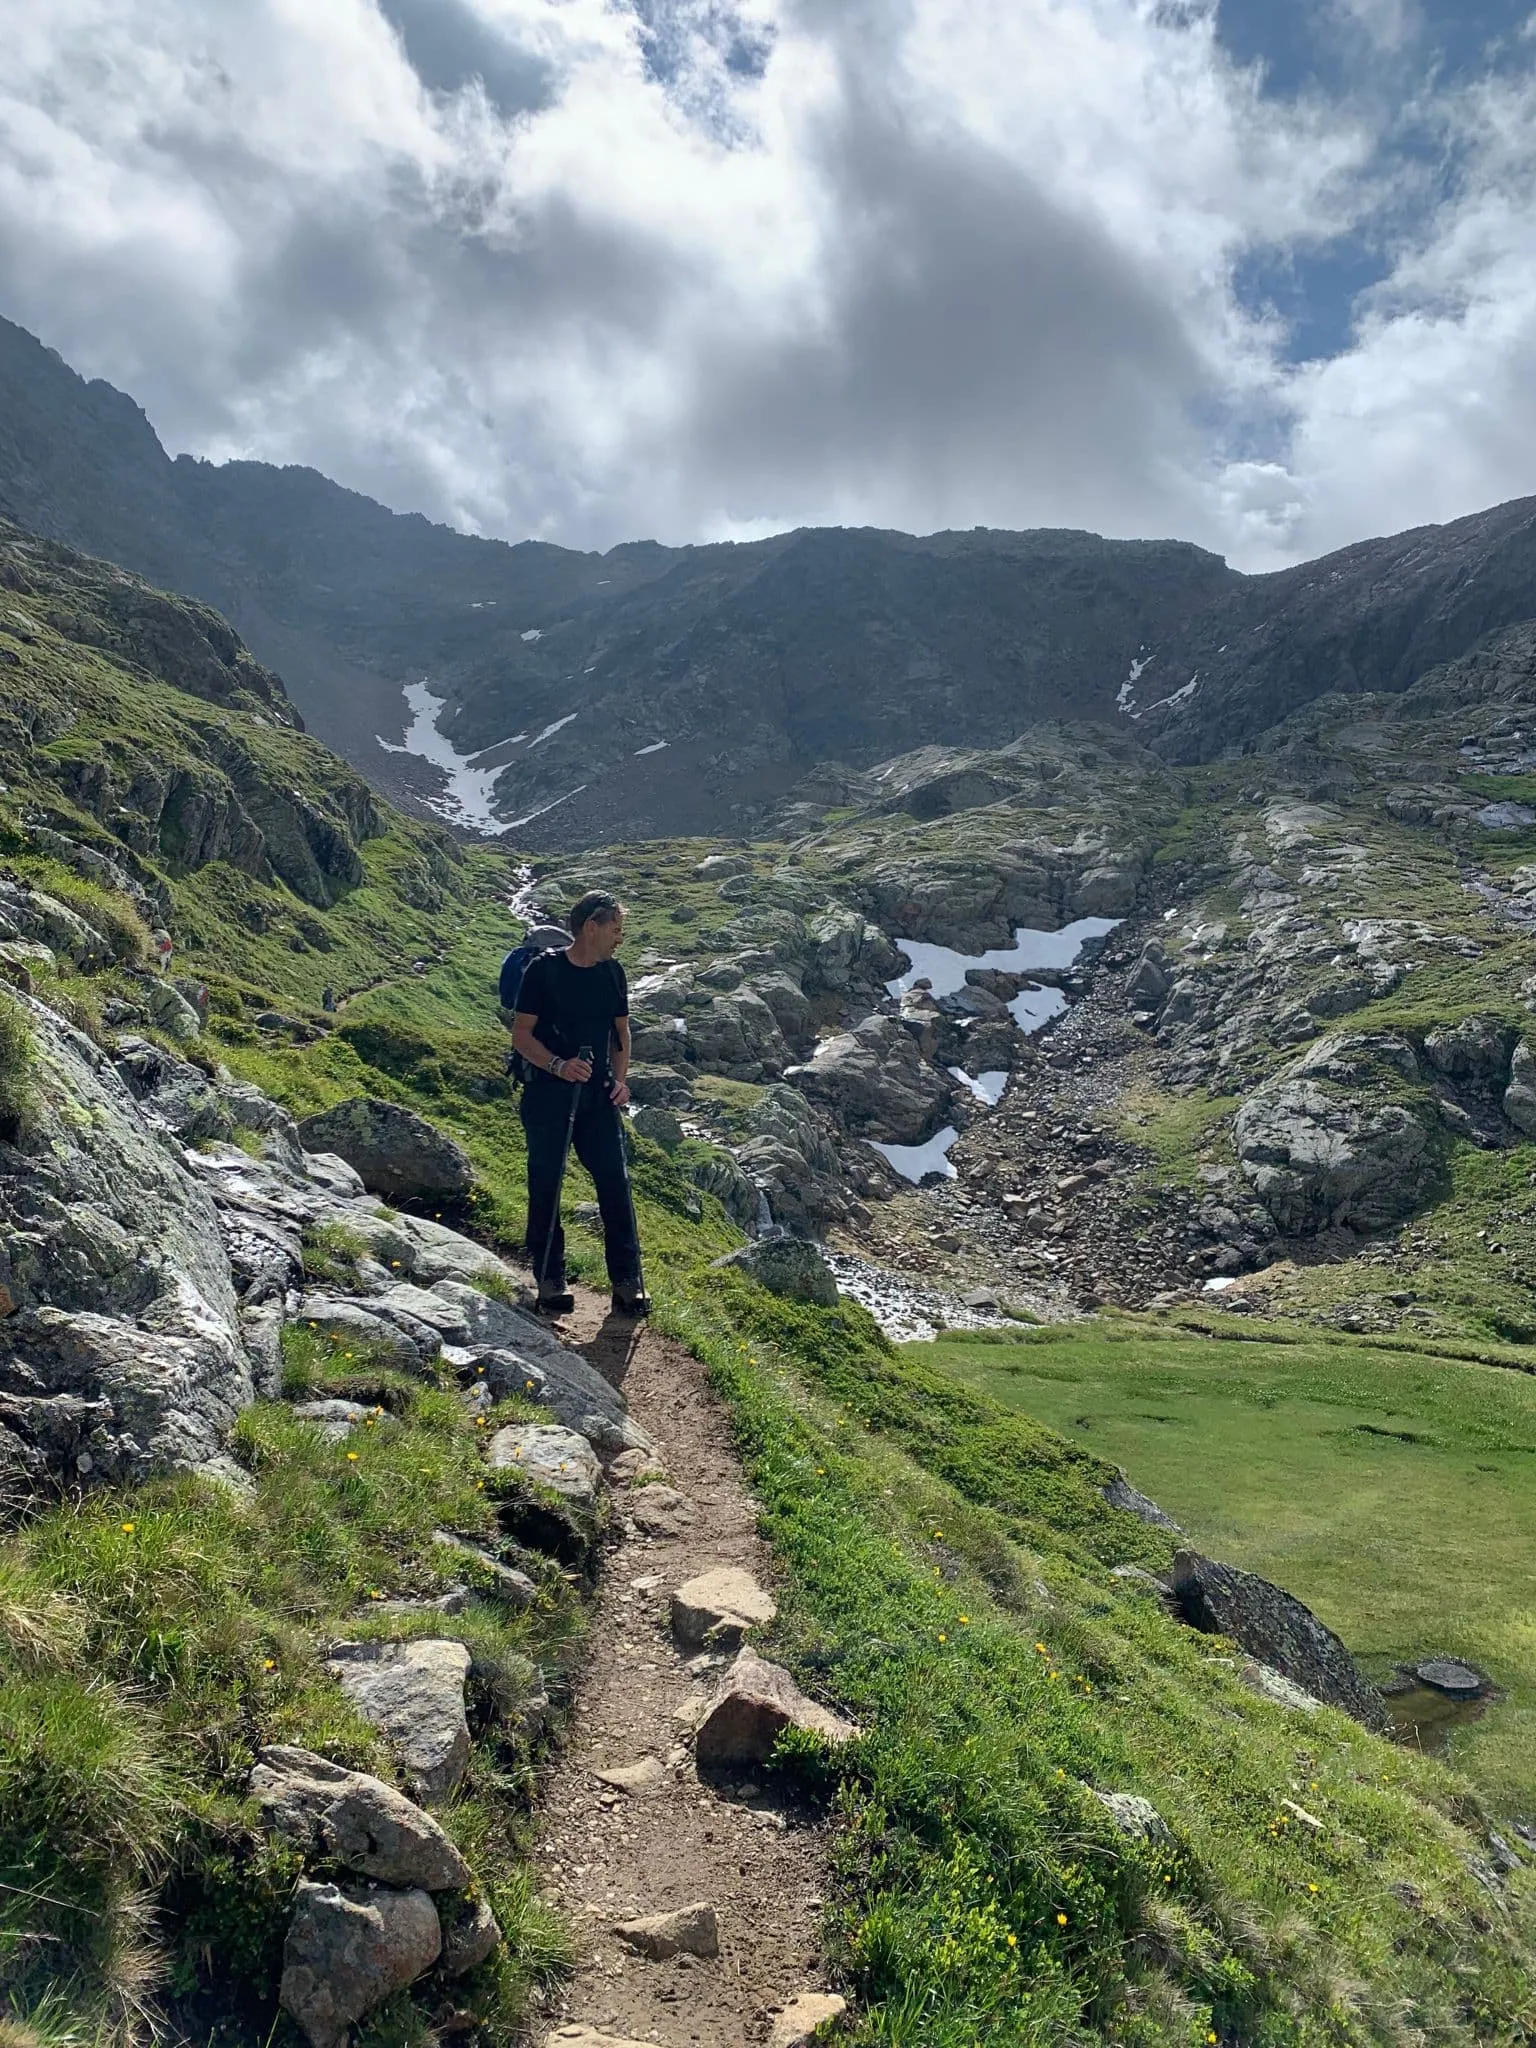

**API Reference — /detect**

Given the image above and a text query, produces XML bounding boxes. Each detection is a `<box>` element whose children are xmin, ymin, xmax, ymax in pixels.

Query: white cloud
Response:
<box><xmin>0</xmin><ymin>0</ymin><xmax>1532</xmax><ymax>568</ymax></box>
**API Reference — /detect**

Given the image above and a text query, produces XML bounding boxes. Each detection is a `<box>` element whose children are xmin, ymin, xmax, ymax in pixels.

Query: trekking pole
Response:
<box><xmin>613</xmin><ymin>1098</ymin><xmax>651</xmax><ymax>1314</ymax></box>
<box><xmin>536</xmin><ymin>1044</ymin><xmax>590</xmax><ymax>1303</ymax></box>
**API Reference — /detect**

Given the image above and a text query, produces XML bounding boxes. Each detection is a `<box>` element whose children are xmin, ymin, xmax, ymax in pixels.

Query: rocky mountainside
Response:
<box><xmin>7</xmin><ymin>313</ymin><xmax>1536</xmax><ymax>848</ymax></box>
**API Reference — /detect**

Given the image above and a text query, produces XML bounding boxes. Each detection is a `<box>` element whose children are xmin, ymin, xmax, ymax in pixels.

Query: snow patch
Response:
<box><xmin>504</xmin><ymin>784</ymin><xmax>588</xmax><ymax>830</ymax></box>
<box><xmin>948</xmin><ymin>1068</ymin><xmax>1009</xmax><ymax>1106</ymax></box>
<box><xmin>869</xmin><ymin>1128</ymin><xmax>959</xmax><ymax>1183</ymax></box>
<box><xmin>376</xmin><ymin>679</ymin><xmax>512</xmax><ymax>835</ymax></box>
<box><xmin>634</xmin><ymin>740</ymin><xmax>669</xmax><ymax>756</ymax></box>
<box><xmin>1116</xmin><ymin>652</ymin><xmax>1152</xmax><ymax>715</ymax></box>
<box><xmin>527</xmin><ymin>711</ymin><xmax>578</xmax><ymax>748</ymax></box>
<box><xmin>888</xmin><ymin>917</ymin><xmax>1119</xmax><ymax>1043</ymax></box>
<box><xmin>521</xmin><ymin>628</ymin><xmax>543</xmax><ymax>642</ymax></box>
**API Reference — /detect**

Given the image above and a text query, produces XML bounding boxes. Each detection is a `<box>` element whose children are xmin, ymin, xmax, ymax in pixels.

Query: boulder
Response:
<box><xmin>291</xmin><ymin>1398</ymin><xmax>371</xmax><ymax>1442</ymax></box>
<box><xmin>713</xmin><ymin>1238</ymin><xmax>839</xmax><ymax>1308</ymax></box>
<box><xmin>0</xmin><ymin>880</ymin><xmax>112</xmax><ymax>970</ymax></box>
<box><xmin>1504</xmin><ymin>1041</ymin><xmax>1536</xmax><ymax>1136</ymax></box>
<box><xmin>112</xmin><ymin>1039</ymin><xmax>232</xmax><ymax>1145</ymax></box>
<box><xmin>439</xmin><ymin>1894</ymin><xmax>503</xmax><ymax>1975</ymax></box>
<box><xmin>326</xmin><ymin>1639</ymin><xmax>473</xmax><ymax>1801</ymax></box>
<box><xmin>1236</xmin><ymin>1661</ymin><xmax>1322</xmax><ymax>1713</ymax></box>
<box><xmin>0</xmin><ymin>997</ymin><xmax>253</xmax><ymax>1489</ymax></box>
<box><xmin>298</xmin><ymin>1296</ymin><xmax>438</xmax><ymax>1373</ymax></box>
<box><xmin>1170</xmin><ymin>1550</ymin><xmax>1385</xmax><ymax>1728</ymax></box>
<box><xmin>737</xmin><ymin>1086</ymin><xmax>853</xmax><ymax>1236</ymax></box>
<box><xmin>1125</xmin><ymin>942</ymin><xmax>1170</xmax><ymax>1011</ymax></box>
<box><xmin>613</xmin><ymin>1900</ymin><xmax>719</xmax><ymax>1961</ymax></box>
<box><xmin>694</xmin><ymin>1646</ymin><xmax>860</xmax><ymax>1765</ymax></box>
<box><xmin>146</xmin><ymin>978</ymin><xmax>203</xmax><ymax>1041</ymax></box>
<box><xmin>297</xmin><ymin>1098</ymin><xmax>473</xmax><ymax>1205</ymax></box>
<box><xmin>1101</xmin><ymin>1473</ymin><xmax>1181</xmax><ymax>1532</ymax></box>
<box><xmin>672</xmin><ymin>1567</ymin><xmax>777</xmax><ymax>1648</ymax></box>
<box><xmin>631</xmin><ymin>1104</ymin><xmax>684</xmax><ymax>1151</ymax></box>
<box><xmin>1422</xmin><ymin>1015</ymin><xmax>1518</xmax><ymax>1094</ymax></box>
<box><xmin>753</xmin><ymin>972</ymin><xmax>815</xmax><ymax>1055</ymax></box>
<box><xmin>686</xmin><ymin>989</ymin><xmax>789</xmax><ymax>1081</ymax></box>
<box><xmin>1090</xmin><ymin>1791</ymin><xmax>1171</xmax><ymax>1845</ymax></box>
<box><xmin>1235</xmin><ymin>1039</ymin><xmax>1438</xmax><ymax>1234</ymax></box>
<box><xmin>437</xmin><ymin>1285</ymin><xmax>651</xmax><ymax>1453</ymax></box>
<box><xmin>280</xmin><ymin>1880</ymin><xmax>441</xmax><ymax>2048</ymax></box>
<box><xmin>790</xmin><ymin>1014</ymin><xmax>955</xmax><ymax>1145</ymax></box>
<box><xmin>1415</xmin><ymin>1657</ymin><xmax>1485</xmax><ymax>1697</ymax></box>
<box><xmin>486</xmin><ymin>1423</ymin><xmax>601</xmax><ymax>1506</ymax></box>
<box><xmin>248</xmin><ymin>1744</ymin><xmax>470</xmax><ymax>1889</ymax></box>
<box><xmin>769</xmin><ymin>1996</ymin><xmax>849</xmax><ymax>2048</ymax></box>
<box><xmin>688</xmin><ymin>1148</ymin><xmax>764</xmax><ymax>1231</ymax></box>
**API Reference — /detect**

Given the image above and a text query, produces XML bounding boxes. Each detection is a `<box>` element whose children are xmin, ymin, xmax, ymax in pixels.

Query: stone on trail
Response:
<box><xmin>671</xmin><ymin>1567</ymin><xmax>777</xmax><ymax>1647</ymax></box>
<box><xmin>627</xmin><ymin>1483</ymin><xmax>695</xmax><ymax>1537</ymax></box>
<box><xmin>297</xmin><ymin>1096</ymin><xmax>473</xmax><ymax>1205</ymax></box>
<box><xmin>613</xmin><ymin>1899</ymin><xmax>720</xmax><ymax>1960</ymax></box>
<box><xmin>1171</xmin><ymin>1550</ymin><xmax>1385</xmax><ymax>1729</ymax></box>
<box><xmin>487</xmin><ymin>1423</ymin><xmax>601</xmax><ymax>1506</ymax></box>
<box><xmin>280</xmin><ymin>1879</ymin><xmax>441</xmax><ymax>2048</ymax></box>
<box><xmin>769</xmin><ymin>1993</ymin><xmax>849</xmax><ymax>2047</ymax></box>
<box><xmin>249</xmin><ymin>1744</ymin><xmax>470</xmax><ymax>1890</ymax></box>
<box><xmin>695</xmin><ymin>1646</ymin><xmax>861</xmax><ymax>1766</ymax></box>
<box><xmin>607</xmin><ymin>1446</ymin><xmax>666</xmax><ymax>1485</ymax></box>
<box><xmin>593</xmin><ymin>1756</ymin><xmax>667</xmax><ymax>1797</ymax></box>
<box><xmin>326</xmin><ymin>1640</ymin><xmax>473</xmax><ymax>1802</ymax></box>
<box><xmin>712</xmin><ymin>1236</ymin><xmax>839</xmax><ymax>1307</ymax></box>
<box><xmin>544</xmin><ymin>2031</ymin><xmax>654</xmax><ymax>2048</ymax></box>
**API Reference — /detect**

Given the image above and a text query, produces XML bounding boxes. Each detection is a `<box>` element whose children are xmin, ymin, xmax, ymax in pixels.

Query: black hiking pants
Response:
<box><xmin>521</xmin><ymin>1072</ymin><xmax>641</xmax><ymax>1290</ymax></box>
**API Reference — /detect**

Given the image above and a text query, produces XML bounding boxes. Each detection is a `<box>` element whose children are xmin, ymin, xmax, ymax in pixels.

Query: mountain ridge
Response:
<box><xmin>5</xmin><ymin>310</ymin><xmax>1536</xmax><ymax>846</ymax></box>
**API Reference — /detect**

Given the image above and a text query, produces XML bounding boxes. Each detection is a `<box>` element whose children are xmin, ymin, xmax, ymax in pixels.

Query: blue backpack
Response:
<box><xmin>499</xmin><ymin>941</ymin><xmax>542</xmax><ymax>1014</ymax></box>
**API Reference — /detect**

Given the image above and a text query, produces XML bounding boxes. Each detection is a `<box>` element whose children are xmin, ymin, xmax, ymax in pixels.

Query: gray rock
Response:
<box><xmin>1090</xmin><ymin>1791</ymin><xmax>1171</xmax><ymax>1844</ymax></box>
<box><xmin>1102</xmin><ymin>1473</ymin><xmax>1182</xmax><ymax>1532</ymax></box>
<box><xmin>112</xmin><ymin>1039</ymin><xmax>232</xmax><ymax>1144</ymax></box>
<box><xmin>1415</xmin><ymin>1657</ymin><xmax>1485</xmax><ymax>1696</ymax></box>
<box><xmin>0</xmin><ymin>998</ymin><xmax>253</xmax><ymax>1489</ymax></box>
<box><xmin>486</xmin><ymin>1423</ymin><xmax>601</xmax><ymax>1506</ymax></box>
<box><xmin>439</xmin><ymin>1894</ymin><xmax>503</xmax><ymax>1975</ymax></box>
<box><xmin>280</xmin><ymin>1879</ymin><xmax>441</xmax><ymax>2048</ymax></box>
<box><xmin>297</xmin><ymin>1097</ymin><xmax>473</xmax><ymax>1205</ymax></box>
<box><xmin>1237</xmin><ymin>1660</ymin><xmax>1322</xmax><ymax>1713</ymax></box>
<box><xmin>614</xmin><ymin>1900</ymin><xmax>719</xmax><ymax>1960</ymax></box>
<box><xmin>627</xmin><ymin>1485</ymin><xmax>695</xmax><ymax>1538</ymax></box>
<box><xmin>687</xmin><ymin>988</ymin><xmax>789</xmax><ymax>1081</ymax></box>
<box><xmin>1235</xmin><ymin>1039</ymin><xmax>1438</xmax><ymax>1235</ymax></box>
<box><xmin>713</xmin><ymin>1238</ymin><xmax>839</xmax><ymax>1307</ymax></box>
<box><xmin>736</xmin><ymin>1086</ymin><xmax>854</xmax><ymax>1236</ymax></box>
<box><xmin>631</xmin><ymin>1105</ymin><xmax>685</xmax><ymax>1151</ymax></box>
<box><xmin>768</xmin><ymin>1996</ymin><xmax>849</xmax><ymax>2048</ymax></box>
<box><xmin>0</xmin><ymin>880</ymin><xmax>112</xmax><ymax>970</ymax></box>
<box><xmin>695</xmin><ymin>1646</ymin><xmax>861</xmax><ymax>1765</ymax></box>
<box><xmin>1422</xmin><ymin>1014</ymin><xmax>1518</xmax><ymax>1094</ymax></box>
<box><xmin>1126</xmin><ymin>943</ymin><xmax>1171</xmax><ymax>1010</ymax></box>
<box><xmin>326</xmin><ymin>1640</ymin><xmax>473</xmax><ymax>1802</ymax></box>
<box><xmin>543</xmin><ymin>2031</ymin><xmax>653</xmax><ymax>2048</ymax></box>
<box><xmin>298</xmin><ymin>1295</ymin><xmax>438</xmax><ymax>1373</ymax></box>
<box><xmin>431</xmin><ymin>1528</ymin><xmax>537</xmax><ymax>1607</ymax></box>
<box><xmin>1504</xmin><ymin>1041</ymin><xmax>1536</xmax><ymax>1135</ymax></box>
<box><xmin>688</xmin><ymin>1148</ymin><xmax>764</xmax><ymax>1232</ymax></box>
<box><xmin>1171</xmin><ymin>1549</ymin><xmax>1385</xmax><ymax>1728</ymax></box>
<box><xmin>146</xmin><ymin>978</ymin><xmax>203</xmax><ymax>1041</ymax></box>
<box><xmin>291</xmin><ymin>1398</ymin><xmax>371</xmax><ymax>1442</ymax></box>
<box><xmin>672</xmin><ymin>1568</ymin><xmax>777</xmax><ymax>1648</ymax></box>
<box><xmin>249</xmin><ymin>1744</ymin><xmax>471</xmax><ymax>1888</ymax></box>
<box><xmin>790</xmin><ymin>1014</ymin><xmax>955</xmax><ymax>1144</ymax></box>
<box><xmin>431</xmin><ymin>1284</ymin><xmax>651</xmax><ymax>1452</ymax></box>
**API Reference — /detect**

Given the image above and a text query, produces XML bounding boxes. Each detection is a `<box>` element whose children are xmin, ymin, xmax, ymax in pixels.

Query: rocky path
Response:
<box><xmin>529</xmin><ymin>1291</ymin><xmax>839</xmax><ymax>2048</ymax></box>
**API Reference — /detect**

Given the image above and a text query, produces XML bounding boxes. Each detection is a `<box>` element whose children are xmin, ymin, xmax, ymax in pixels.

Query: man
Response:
<box><xmin>512</xmin><ymin>891</ymin><xmax>648</xmax><ymax>1317</ymax></box>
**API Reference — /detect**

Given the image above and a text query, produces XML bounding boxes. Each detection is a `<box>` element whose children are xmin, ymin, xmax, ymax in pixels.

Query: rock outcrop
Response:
<box><xmin>1171</xmin><ymin>1550</ymin><xmax>1386</xmax><ymax>1729</ymax></box>
<box><xmin>713</xmin><ymin>1237</ymin><xmax>840</xmax><ymax>1308</ymax></box>
<box><xmin>325</xmin><ymin>1640</ymin><xmax>474</xmax><ymax>1802</ymax></box>
<box><xmin>296</xmin><ymin>1097</ymin><xmax>474</xmax><ymax>1205</ymax></box>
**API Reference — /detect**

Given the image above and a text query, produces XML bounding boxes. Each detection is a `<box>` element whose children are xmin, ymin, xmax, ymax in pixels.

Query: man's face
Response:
<box><xmin>588</xmin><ymin>912</ymin><xmax>625</xmax><ymax>959</ymax></box>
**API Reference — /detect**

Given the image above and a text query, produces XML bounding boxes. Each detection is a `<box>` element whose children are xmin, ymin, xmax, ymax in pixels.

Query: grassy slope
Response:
<box><xmin>930</xmin><ymin>1323</ymin><xmax>1536</xmax><ymax>1814</ymax></box>
<box><xmin>4</xmin><ymin>563</ymin><xmax>1536</xmax><ymax>2041</ymax></box>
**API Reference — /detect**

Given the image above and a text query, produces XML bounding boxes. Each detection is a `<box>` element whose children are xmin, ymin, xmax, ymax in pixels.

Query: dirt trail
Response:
<box><xmin>530</xmin><ymin>1289</ymin><xmax>835</xmax><ymax>2047</ymax></box>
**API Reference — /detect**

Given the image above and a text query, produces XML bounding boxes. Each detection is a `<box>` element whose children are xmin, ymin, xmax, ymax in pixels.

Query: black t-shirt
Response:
<box><xmin>517</xmin><ymin>952</ymin><xmax>628</xmax><ymax>1081</ymax></box>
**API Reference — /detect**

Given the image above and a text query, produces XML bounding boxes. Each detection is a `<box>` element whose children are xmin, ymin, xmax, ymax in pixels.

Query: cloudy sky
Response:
<box><xmin>2</xmin><ymin>0</ymin><xmax>1535</xmax><ymax>568</ymax></box>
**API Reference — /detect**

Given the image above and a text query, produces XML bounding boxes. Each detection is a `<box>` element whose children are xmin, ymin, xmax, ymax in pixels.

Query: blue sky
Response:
<box><xmin>2</xmin><ymin>0</ymin><xmax>1535</xmax><ymax>570</ymax></box>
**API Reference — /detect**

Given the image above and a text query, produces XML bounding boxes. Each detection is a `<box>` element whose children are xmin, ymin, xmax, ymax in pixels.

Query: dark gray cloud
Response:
<box><xmin>377</xmin><ymin>0</ymin><xmax>553</xmax><ymax>116</ymax></box>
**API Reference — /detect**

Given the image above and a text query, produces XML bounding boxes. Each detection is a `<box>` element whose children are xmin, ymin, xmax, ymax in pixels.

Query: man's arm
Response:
<box><xmin>610</xmin><ymin>1015</ymin><xmax>631</xmax><ymax>1105</ymax></box>
<box><xmin>512</xmin><ymin>1011</ymin><xmax>590</xmax><ymax>1082</ymax></box>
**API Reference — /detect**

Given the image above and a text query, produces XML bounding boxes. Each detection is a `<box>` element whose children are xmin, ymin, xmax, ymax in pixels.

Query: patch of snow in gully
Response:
<box><xmin>949</xmin><ymin>1068</ymin><xmax>1009</xmax><ymax>1105</ymax></box>
<box><xmin>376</xmin><ymin>679</ymin><xmax>512</xmax><ymax>835</ymax></box>
<box><xmin>869</xmin><ymin>1126</ymin><xmax>960</xmax><ymax>1183</ymax></box>
<box><xmin>521</xmin><ymin>628</ymin><xmax>543</xmax><ymax>642</ymax></box>
<box><xmin>528</xmin><ymin>711</ymin><xmax>579</xmax><ymax>748</ymax></box>
<box><xmin>634</xmin><ymin>740</ymin><xmax>669</xmax><ymax>756</ymax></box>
<box><xmin>886</xmin><ymin>918</ymin><xmax>1119</xmax><ymax>1028</ymax></box>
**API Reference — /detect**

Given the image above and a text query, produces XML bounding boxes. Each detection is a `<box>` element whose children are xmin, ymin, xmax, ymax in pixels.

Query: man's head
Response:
<box><xmin>568</xmin><ymin>890</ymin><xmax>627</xmax><ymax>960</ymax></box>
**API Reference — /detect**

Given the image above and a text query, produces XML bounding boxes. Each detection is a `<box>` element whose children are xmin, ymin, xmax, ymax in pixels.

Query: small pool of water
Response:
<box><xmin>1382</xmin><ymin>1682</ymin><xmax>1491</xmax><ymax>1755</ymax></box>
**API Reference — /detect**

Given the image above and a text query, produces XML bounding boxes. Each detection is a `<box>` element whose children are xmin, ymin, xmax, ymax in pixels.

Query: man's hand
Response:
<box><xmin>561</xmin><ymin>1055</ymin><xmax>594</xmax><ymax>1083</ymax></box>
<box><xmin>609</xmin><ymin>1076</ymin><xmax>631</xmax><ymax>1108</ymax></box>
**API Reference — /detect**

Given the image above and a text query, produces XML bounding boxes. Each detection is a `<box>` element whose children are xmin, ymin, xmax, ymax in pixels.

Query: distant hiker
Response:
<box><xmin>511</xmin><ymin>892</ymin><xmax>648</xmax><ymax>1317</ymax></box>
<box><xmin>151</xmin><ymin>929</ymin><xmax>173</xmax><ymax>974</ymax></box>
<box><xmin>321</xmin><ymin>985</ymin><xmax>337</xmax><ymax>1014</ymax></box>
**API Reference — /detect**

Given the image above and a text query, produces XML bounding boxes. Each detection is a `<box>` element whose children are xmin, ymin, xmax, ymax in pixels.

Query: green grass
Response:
<box><xmin>0</xmin><ymin>1330</ymin><xmax>585</xmax><ymax>2039</ymax></box>
<box><xmin>0</xmin><ymin>991</ymin><xmax>32</xmax><ymax>1137</ymax></box>
<box><xmin>661</xmin><ymin>1278</ymin><xmax>1536</xmax><ymax>2048</ymax></box>
<box><xmin>926</xmin><ymin>1320</ymin><xmax>1536</xmax><ymax>1814</ymax></box>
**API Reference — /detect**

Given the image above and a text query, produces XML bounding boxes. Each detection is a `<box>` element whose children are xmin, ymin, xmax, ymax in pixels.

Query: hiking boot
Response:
<box><xmin>611</xmin><ymin>1279</ymin><xmax>651</xmax><ymax>1318</ymax></box>
<box><xmin>536</xmin><ymin>1286</ymin><xmax>575</xmax><ymax>1316</ymax></box>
